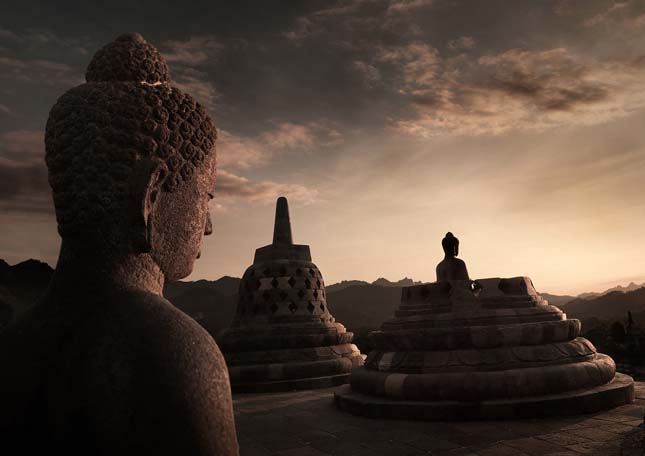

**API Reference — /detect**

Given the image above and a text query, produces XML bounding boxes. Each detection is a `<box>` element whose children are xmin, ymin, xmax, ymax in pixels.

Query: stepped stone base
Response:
<box><xmin>334</xmin><ymin>372</ymin><xmax>635</xmax><ymax>420</ymax></box>
<box><xmin>227</xmin><ymin>349</ymin><xmax>363</xmax><ymax>393</ymax></box>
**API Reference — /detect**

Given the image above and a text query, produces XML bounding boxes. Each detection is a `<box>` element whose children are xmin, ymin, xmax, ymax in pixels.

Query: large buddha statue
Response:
<box><xmin>436</xmin><ymin>232</ymin><xmax>469</xmax><ymax>281</ymax></box>
<box><xmin>0</xmin><ymin>34</ymin><xmax>238</xmax><ymax>455</ymax></box>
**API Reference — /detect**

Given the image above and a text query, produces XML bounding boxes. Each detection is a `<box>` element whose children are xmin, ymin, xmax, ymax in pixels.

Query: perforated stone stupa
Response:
<box><xmin>335</xmin><ymin>233</ymin><xmax>634</xmax><ymax>420</ymax></box>
<box><xmin>219</xmin><ymin>197</ymin><xmax>364</xmax><ymax>392</ymax></box>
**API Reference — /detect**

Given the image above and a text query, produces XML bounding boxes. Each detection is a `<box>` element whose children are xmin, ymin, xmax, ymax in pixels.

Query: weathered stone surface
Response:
<box><xmin>369</xmin><ymin>319</ymin><xmax>581</xmax><ymax>350</ymax></box>
<box><xmin>336</xmin><ymin>233</ymin><xmax>634</xmax><ymax>420</ymax></box>
<box><xmin>219</xmin><ymin>197</ymin><xmax>364</xmax><ymax>392</ymax></box>
<box><xmin>0</xmin><ymin>33</ymin><xmax>238</xmax><ymax>455</ymax></box>
<box><xmin>235</xmin><ymin>381</ymin><xmax>643</xmax><ymax>454</ymax></box>
<box><xmin>350</xmin><ymin>354</ymin><xmax>616</xmax><ymax>401</ymax></box>
<box><xmin>363</xmin><ymin>338</ymin><xmax>598</xmax><ymax>374</ymax></box>
<box><xmin>335</xmin><ymin>373</ymin><xmax>635</xmax><ymax>420</ymax></box>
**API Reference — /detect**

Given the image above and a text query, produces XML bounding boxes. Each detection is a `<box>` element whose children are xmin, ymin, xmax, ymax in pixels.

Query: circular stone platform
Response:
<box><xmin>334</xmin><ymin>270</ymin><xmax>635</xmax><ymax>420</ymax></box>
<box><xmin>334</xmin><ymin>372</ymin><xmax>635</xmax><ymax>420</ymax></box>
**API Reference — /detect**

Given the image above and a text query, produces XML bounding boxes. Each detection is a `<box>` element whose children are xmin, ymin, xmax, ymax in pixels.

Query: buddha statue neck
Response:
<box><xmin>49</xmin><ymin>241</ymin><xmax>165</xmax><ymax>298</ymax></box>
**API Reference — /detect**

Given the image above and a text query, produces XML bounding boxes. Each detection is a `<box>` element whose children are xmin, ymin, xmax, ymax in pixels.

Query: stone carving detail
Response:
<box><xmin>85</xmin><ymin>32</ymin><xmax>171</xmax><ymax>83</ymax></box>
<box><xmin>335</xmin><ymin>233</ymin><xmax>634</xmax><ymax>419</ymax></box>
<box><xmin>46</xmin><ymin>33</ymin><xmax>215</xmax><ymax>240</ymax></box>
<box><xmin>219</xmin><ymin>197</ymin><xmax>364</xmax><ymax>392</ymax></box>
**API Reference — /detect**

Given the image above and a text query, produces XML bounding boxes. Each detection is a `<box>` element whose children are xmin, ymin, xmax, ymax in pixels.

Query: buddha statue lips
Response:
<box><xmin>0</xmin><ymin>33</ymin><xmax>238</xmax><ymax>455</ymax></box>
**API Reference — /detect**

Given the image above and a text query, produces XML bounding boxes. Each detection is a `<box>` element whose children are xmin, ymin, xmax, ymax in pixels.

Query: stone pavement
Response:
<box><xmin>234</xmin><ymin>381</ymin><xmax>645</xmax><ymax>455</ymax></box>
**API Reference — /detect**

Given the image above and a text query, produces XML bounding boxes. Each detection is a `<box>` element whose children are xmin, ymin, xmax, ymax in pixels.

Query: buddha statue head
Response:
<box><xmin>441</xmin><ymin>232</ymin><xmax>459</xmax><ymax>258</ymax></box>
<box><xmin>45</xmin><ymin>33</ymin><xmax>217</xmax><ymax>281</ymax></box>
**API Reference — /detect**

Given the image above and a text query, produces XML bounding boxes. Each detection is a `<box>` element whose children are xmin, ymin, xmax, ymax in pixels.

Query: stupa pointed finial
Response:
<box><xmin>273</xmin><ymin>196</ymin><xmax>293</xmax><ymax>245</ymax></box>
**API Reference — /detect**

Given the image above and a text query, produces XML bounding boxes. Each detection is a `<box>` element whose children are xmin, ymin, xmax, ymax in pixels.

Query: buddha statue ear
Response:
<box><xmin>133</xmin><ymin>158</ymin><xmax>169</xmax><ymax>253</ymax></box>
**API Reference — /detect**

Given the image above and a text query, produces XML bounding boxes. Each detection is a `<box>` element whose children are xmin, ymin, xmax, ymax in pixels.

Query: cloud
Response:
<box><xmin>171</xmin><ymin>68</ymin><xmax>218</xmax><ymax>112</ymax></box>
<box><xmin>583</xmin><ymin>1</ymin><xmax>629</xmax><ymax>27</ymax></box>
<box><xmin>0</xmin><ymin>56</ymin><xmax>72</xmax><ymax>71</ymax></box>
<box><xmin>276</xmin><ymin>0</ymin><xmax>645</xmax><ymax>138</ymax></box>
<box><xmin>0</xmin><ymin>159</ymin><xmax>48</xmax><ymax>199</ymax></box>
<box><xmin>0</xmin><ymin>130</ymin><xmax>44</xmax><ymax>163</ymax></box>
<box><xmin>217</xmin><ymin>130</ymin><xmax>267</xmax><ymax>169</ymax></box>
<box><xmin>312</xmin><ymin>0</ymin><xmax>366</xmax><ymax>18</ymax></box>
<box><xmin>385</xmin><ymin>47</ymin><xmax>645</xmax><ymax>137</ymax></box>
<box><xmin>553</xmin><ymin>0</ymin><xmax>576</xmax><ymax>17</ymax></box>
<box><xmin>377</xmin><ymin>42</ymin><xmax>440</xmax><ymax>88</ymax></box>
<box><xmin>0</xmin><ymin>158</ymin><xmax>52</xmax><ymax>214</ymax></box>
<box><xmin>479</xmin><ymin>48</ymin><xmax>610</xmax><ymax>111</ymax></box>
<box><xmin>214</xmin><ymin>169</ymin><xmax>318</xmax><ymax>206</ymax></box>
<box><xmin>162</xmin><ymin>35</ymin><xmax>222</xmax><ymax>65</ymax></box>
<box><xmin>158</xmin><ymin>35</ymin><xmax>224</xmax><ymax>113</ymax></box>
<box><xmin>447</xmin><ymin>36</ymin><xmax>475</xmax><ymax>51</ymax></box>
<box><xmin>283</xmin><ymin>17</ymin><xmax>317</xmax><ymax>42</ymax></box>
<box><xmin>262</xmin><ymin>122</ymin><xmax>315</xmax><ymax>149</ymax></box>
<box><xmin>0</xmin><ymin>130</ymin><xmax>51</xmax><ymax>213</ymax></box>
<box><xmin>217</xmin><ymin>122</ymin><xmax>338</xmax><ymax>170</ymax></box>
<box><xmin>0</xmin><ymin>28</ymin><xmax>88</xmax><ymax>91</ymax></box>
<box><xmin>282</xmin><ymin>0</ymin><xmax>425</xmax><ymax>44</ymax></box>
<box><xmin>386</xmin><ymin>0</ymin><xmax>433</xmax><ymax>14</ymax></box>
<box><xmin>578</xmin><ymin>0</ymin><xmax>645</xmax><ymax>29</ymax></box>
<box><xmin>0</xmin><ymin>27</ymin><xmax>89</xmax><ymax>55</ymax></box>
<box><xmin>352</xmin><ymin>60</ymin><xmax>381</xmax><ymax>87</ymax></box>
<box><xmin>0</xmin><ymin>55</ymin><xmax>80</xmax><ymax>86</ymax></box>
<box><xmin>630</xmin><ymin>14</ymin><xmax>645</xmax><ymax>27</ymax></box>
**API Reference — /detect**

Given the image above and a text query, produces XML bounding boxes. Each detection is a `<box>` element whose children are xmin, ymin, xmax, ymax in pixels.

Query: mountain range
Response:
<box><xmin>326</xmin><ymin>277</ymin><xmax>421</xmax><ymax>293</ymax></box>
<box><xmin>577</xmin><ymin>282</ymin><xmax>645</xmax><ymax>300</ymax></box>
<box><xmin>1</xmin><ymin>258</ymin><xmax>644</xmax><ymax>335</ymax></box>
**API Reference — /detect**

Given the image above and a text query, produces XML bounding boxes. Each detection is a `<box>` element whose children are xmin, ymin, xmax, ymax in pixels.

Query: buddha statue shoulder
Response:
<box><xmin>436</xmin><ymin>232</ymin><xmax>470</xmax><ymax>281</ymax></box>
<box><xmin>0</xmin><ymin>33</ymin><xmax>238</xmax><ymax>455</ymax></box>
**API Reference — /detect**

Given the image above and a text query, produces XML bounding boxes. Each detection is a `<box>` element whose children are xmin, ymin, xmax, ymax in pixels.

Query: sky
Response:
<box><xmin>1</xmin><ymin>0</ymin><xmax>644</xmax><ymax>295</ymax></box>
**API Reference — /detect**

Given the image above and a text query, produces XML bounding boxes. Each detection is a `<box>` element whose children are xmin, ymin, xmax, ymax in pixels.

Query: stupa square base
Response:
<box><xmin>334</xmin><ymin>372</ymin><xmax>635</xmax><ymax>420</ymax></box>
<box><xmin>233</xmin><ymin>373</ymin><xmax>350</xmax><ymax>393</ymax></box>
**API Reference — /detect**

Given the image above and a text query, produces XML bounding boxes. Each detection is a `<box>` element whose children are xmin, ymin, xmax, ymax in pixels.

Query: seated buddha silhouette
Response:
<box><xmin>0</xmin><ymin>34</ymin><xmax>238</xmax><ymax>455</ymax></box>
<box><xmin>436</xmin><ymin>232</ymin><xmax>470</xmax><ymax>282</ymax></box>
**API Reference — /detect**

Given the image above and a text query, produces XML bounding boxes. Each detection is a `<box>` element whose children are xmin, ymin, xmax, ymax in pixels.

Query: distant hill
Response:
<box><xmin>163</xmin><ymin>277</ymin><xmax>240</xmax><ymax>337</ymax></box>
<box><xmin>541</xmin><ymin>293</ymin><xmax>576</xmax><ymax>307</ymax></box>
<box><xmin>325</xmin><ymin>280</ymin><xmax>370</xmax><ymax>293</ymax></box>
<box><xmin>562</xmin><ymin>287</ymin><xmax>645</xmax><ymax>322</ymax></box>
<box><xmin>327</xmin><ymin>284</ymin><xmax>402</xmax><ymax>331</ymax></box>
<box><xmin>578</xmin><ymin>282</ymin><xmax>645</xmax><ymax>300</ymax></box>
<box><xmin>164</xmin><ymin>276</ymin><xmax>240</xmax><ymax>299</ymax></box>
<box><xmin>372</xmin><ymin>277</ymin><xmax>421</xmax><ymax>287</ymax></box>
<box><xmin>326</xmin><ymin>277</ymin><xmax>421</xmax><ymax>293</ymax></box>
<box><xmin>0</xmin><ymin>259</ymin><xmax>54</xmax><ymax>321</ymax></box>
